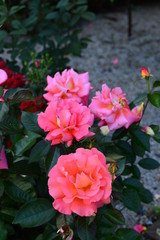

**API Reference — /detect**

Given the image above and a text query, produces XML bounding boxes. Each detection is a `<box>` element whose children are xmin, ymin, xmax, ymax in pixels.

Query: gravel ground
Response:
<box><xmin>69</xmin><ymin>3</ymin><xmax>160</xmax><ymax>228</ymax></box>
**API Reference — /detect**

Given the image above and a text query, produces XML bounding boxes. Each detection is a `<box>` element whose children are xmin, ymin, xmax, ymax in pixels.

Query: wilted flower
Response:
<box><xmin>57</xmin><ymin>224</ymin><xmax>73</xmax><ymax>240</ymax></box>
<box><xmin>48</xmin><ymin>148</ymin><xmax>113</xmax><ymax>216</ymax></box>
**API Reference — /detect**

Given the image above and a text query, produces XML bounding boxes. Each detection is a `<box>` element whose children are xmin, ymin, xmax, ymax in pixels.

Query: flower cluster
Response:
<box><xmin>36</xmin><ymin>68</ymin><xmax>145</xmax><ymax>217</ymax></box>
<box><xmin>48</xmin><ymin>148</ymin><xmax>112</xmax><ymax>216</ymax></box>
<box><xmin>0</xmin><ymin>61</ymin><xmax>25</xmax><ymax>88</ymax></box>
<box><xmin>89</xmin><ymin>84</ymin><xmax>143</xmax><ymax>130</ymax></box>
<box><xmin>38</xmin><ymin>69</ymin><xmax>94</xmax><ymax>146</ymax></box>
<box><xmin>20</xmin><ymin>96</ymin><xmax>46</xmax><ymax>113</ymax></box>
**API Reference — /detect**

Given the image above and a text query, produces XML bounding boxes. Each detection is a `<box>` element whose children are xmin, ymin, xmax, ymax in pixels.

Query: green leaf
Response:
<box><xmin>4</xmin><ymin>177</ymin><xmax>36</xmax><ymax>203</ymax></box>
<box><xmin>0</xmin><ymin>115</ymin><xmax>23</xmax><ymax>133</ymax></box>
<box><xmin>149</xmin><ymin>92</ymin><xmax>160</xmax><ymax>108</ymax></box>
<box><xmin>0</xmin><ymin>86</ymin><xmax>4</xmax><ymax>98</ymax></box>
<box><xmin>115</xmin><ymin>159</ymin><xmax>126</xmax><ymax>176</ymax></box>
<box><xmin>131</xmin><ymin>140</ymin><xmax>145</xmax><ymax>157</ymax></box>
<box><xmin>13</xmin><ymin>199</ymin><xmax>55</xmax><ymax>227</ymax></box>
<box><xmin>104</xmin><ymin>208</ymin><xmax>125</xmax><ymax>225</ymax></box>
<box><xmin>77</xmin><ymin>217</ymin><xmax>96</xmax><ymax>240</ymax></box>
<box><xmin>9</xmin><ymin>5</ymin><xmax>25</xmax><ymax>16</ymax></box>
<box><xmin>153</xmin><ymin>132</ymin><xmax>160</xmax><ymax>143</ymax></box>
<box><xmin>131</xmin><ymin>93</ymin><xmax>147</xmax><ymax>106</ymax></box>
<box><xmin>153</xmin><ymin>80</ymin><xmax>160</xmax><ymax>89</ymax></box>
<box><xmin>150</xmin><ymin>124</ymin><xmax>159</xmax><ymax>134</ymax></box>
<box><xmin>138</xmin><ymin>158</ymin><xmax>160</xmax><ymax>169</ymax></box>
<box><xmin>56</xmin><ymin>0</ymin><xmax>69</xmax><ymax>8</ymax></box>
<box><xmin>130</xmin><ymin>128</ymin><xmax>150</xmax><ymax>152</ymax></box>
<box><xmin>116</xmin><ymin>140</ymin><xmax>135</xmax><ymax>163</ymax></box>
<box><xmin>138</xmin><ymin>188</ymin><xmax>153</xmax><ymax>203</ymax></box>
<box><xmin>0</xmin><ymin>179</ymin><xmax>4</xmax><ymax>198</ymax></box>
<box><xmin>46</xmin><ymin>147</ymin><xmax>60</xmax><ymax>174</ymax></box>
<box><xmin>45</xmin><ymin>12</ymin><xmax>58</xmax><ymax>20</ymax></box>
<box><xmin>114</xmin><ymin>228</ymin><xmax>142</xmax><ymax>240</ymax></box>
<box><xmin>106</xmin><ymin>153</ymin><xmax>124</xmax><ymax>162</ymax></box>
<box><xmin>132</xmin><ymin>165</ymin><xmax>141</xmax><ymax>179</ymax></box>
<box><xmin>21</xmin><ymin>112</ymin><xmax>43</xmax><ymax>134</ymax></box>
<box><xmin>0</xmin><ymin>207</ymin><xmax>17</xmax><ymax>223</ymax></box>
<box><xmin>43</xmin><ymin>225</ymin><xmax>58</xmax><ymax>240</ymax></box>
<box><xmin>0</xmin><ymin>102</ymin><xmax>9</xmax><ymax>122</ymax></box>
<box><xmin>29</xmin><ymin>140</ymin><xmax>51</xmax><ymax>163</ymax></box>
<box><xmin>15</xmin><ymin>131</ymin><xmax>40</xmax><ymax>155</ymax></box>
<box><xmin>4</xmin><ymin>88</ymin><xmax>33</xmax><ymax>105</ymax></box>
<box><xmin>112</xmin><ymin>128</ymin><xmax>127</xmax><ymax>140</ymax></box>
<box><xmin>81</xmin><ymin>12</ymin><xmax>96</xmax><ymax>21</ymax></box>
<box><xmin>123</xmin><ymin>178</ymin><xmax>143</xmax><ymax>191</ymax></box>
<box><xmin>122</xmin><ymin>188</ymin><xmax>141</xmax><ymax>212</ymax></box>
<box><xmin>0</xmin><ymin>220</ymin><xmax>7</xmax><ymax>240</ymax></box>
<box><xmin>0</xmin><ymin>30</ymin><xmax>7</xmax><ymax>40</ymax></box>
<box><xmin>56</xmin><ymin>214</ymin><xmax>74</xmax><ymax>229</ymax></box>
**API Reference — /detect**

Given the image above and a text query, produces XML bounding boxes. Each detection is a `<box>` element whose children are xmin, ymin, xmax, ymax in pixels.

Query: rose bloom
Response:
<box><xmin>0</xmin><ymin>147</ymin><xmax>8</xmax><ymax>170</ymax></box>
<box><xmin>0</xmin><ymin>69</ymin><xmax>8</xmax><ymax>84</ymax></box>
<box><xmin>48</xmin><ymin>148</ymin><xmax>112</xmax><ymax>216</ymax></box>
<box><xmin>38</xmin><ymin>99</ymin><xmax>94</xmax><ymax>147</ymax></box>
<box><xmin>5</xmin><ymin>73</ymin><xmax>25</xmax><ymax>88</ymax></box>
<box><xmin>44</xmin><ymin>69</ymin><xmax>92</xmax><ymax>105</ymax></box>
<box><xmin>141</xmin><ymin>67</ymin><xmax>150</xmax><ymax>78</ymax></box>
<box><xmin>133</xmin><ymin>224</ymin><xmax>147</xmax><ymax>233</ymax></box>
<box><xmin>89</xmin><ymin>84</ymin><xmax>143</xmax><ymax>131</ymax></box>
<box><xmin>20</xmin><ymin>96</ymin><xmax>46</xmax><ymax>113</ymax></box>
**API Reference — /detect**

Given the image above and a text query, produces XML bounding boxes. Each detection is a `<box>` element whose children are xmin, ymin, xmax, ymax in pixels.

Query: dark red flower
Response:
<box><xmin>5</xmin><ymin>74</ymin><xmax>25</xmax><ymax>88</ymax></box>
<box><xmin>3</xmin><ymin>68</ymin><xmax>13</xmax><ymax>78</ymax></box>
<box><xmin>0</xmin><ymin>61</ymin><xmax>6</xmax><ymax>68</ymax></box>
<box><xmin>7</xmin><ymin>139</ymin><xmax>12</xmax><ymax>148</ymax></box>
<box><xmin>20</xmin><ymin>97</ymin><xmax>46</xmax><ymax>113</ymax></box>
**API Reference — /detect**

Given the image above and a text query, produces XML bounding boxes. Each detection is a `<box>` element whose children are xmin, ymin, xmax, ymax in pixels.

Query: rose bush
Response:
<box><xmin>0</xmin><ymin>63</ymin><xmax>160</xmax><ymax>240</ymax></box>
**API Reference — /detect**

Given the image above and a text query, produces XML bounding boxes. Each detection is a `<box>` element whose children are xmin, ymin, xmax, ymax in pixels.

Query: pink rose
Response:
<box><xmin>48</xmin><ymin>148</ymin><xmax>112</xmax><ymax>216</ymax></box>
<box><xmin>0</xmin><ymin>69</ymin><xmax>8</xmax><ymax>84</ymax></box>
<box><xmin>0</xmin><ymin>147</ymin><xmax>8</xmax><ymax>169</ymax></box>
<box><xmin>133</xmin><ymin>224</ymin><xmax>147</xmax><ymax>233</ymax></box>
<box><xmin>43</xmin><ymin>69</ymin><xmax>92</xmax><ymax>105</ymax></box>
<box><xmin>89</xmin><ymin>84</ymin><xmax>143</xmax><ymax>131</ymax></box>
<box><xmin>38</xmin><ymin>99</ymin><xmax>94</xmax><ymax>147</ymax></box>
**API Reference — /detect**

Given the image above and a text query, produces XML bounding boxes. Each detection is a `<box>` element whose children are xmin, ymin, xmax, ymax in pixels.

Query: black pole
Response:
<box><xmin>128</xmin><ymin>0</ymin><xmax>132</xmax><ymax>37</ymax></box>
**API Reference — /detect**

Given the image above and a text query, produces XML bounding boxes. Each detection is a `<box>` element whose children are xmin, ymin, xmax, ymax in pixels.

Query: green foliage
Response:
<box><xmin>0</xmin><ymin>0</ymin><xmax>95</xmax><ymax>73</ymax></box>
<box><xmin>13</xmin><ymin>199</ymin><xmax>55</xmax><ymax>227</ymax></box>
